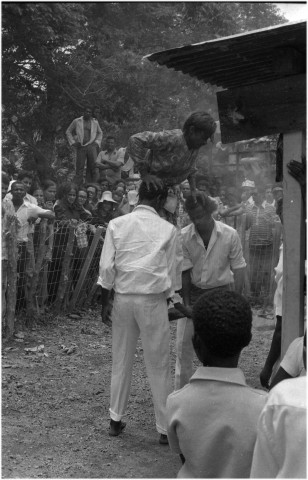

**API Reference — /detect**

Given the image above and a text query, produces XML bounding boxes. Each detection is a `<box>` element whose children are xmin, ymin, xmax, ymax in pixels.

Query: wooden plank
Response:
<box><xmin>281</xmin><ymin>131</ymin><xmax>305</xmax><ymax>356</ymax></box>
<box><xmin>68</xmin><ymin>227</ymin><xmax>104</xmax><ymax>311</ymax></box>
<box><xmin>217</xmin><ymin>75</ymin><xmax>306</xmax><ymax>143</ymax></box>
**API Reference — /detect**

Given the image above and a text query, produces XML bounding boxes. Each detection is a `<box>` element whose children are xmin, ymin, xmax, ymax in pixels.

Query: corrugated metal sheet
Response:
<box><xmin>145</xmin><ymin>21</ymin><xmax>306</xmax><ymax>89</ymax></box>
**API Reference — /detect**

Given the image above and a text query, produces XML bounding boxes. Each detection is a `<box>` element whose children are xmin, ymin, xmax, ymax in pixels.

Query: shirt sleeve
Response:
<box><xmin>166</xmin><ymin>395</ymin><xmax>182</xmax><ymax>454</ymax></box>
<box><xmin>229</xmin><ymin>230</ymin><xmax>246</xmax><ymax>270</ymax></box>
<box><xmin>97</xmin><ymin>223</ymin><xmax>116</xmax><ymax>290</ymax></box>
<box><xmin>95</xmin><ymin>121</ymin><xmax>103</xmax><ymax>146</ymax></box>
<box><xmin>250</xmin><ymin>407</ymin><xmax>279</xmax><ymax>478</ymax></box>
<box><xmin>280</xmin><ymin>337</ymin><xmax>304</xmax><ymax>377</ymax></box>
<box><xmin>66</xmin><ymin>118</ymin><xmax>77</xmax><ymax>146</ymax></box>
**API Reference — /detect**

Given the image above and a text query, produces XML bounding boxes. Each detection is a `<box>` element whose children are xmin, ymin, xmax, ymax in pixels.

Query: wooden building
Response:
<box><xmin>146</xmin><ymin>21</ymin><xmax>306</xmax><ymax>355</ymax></box>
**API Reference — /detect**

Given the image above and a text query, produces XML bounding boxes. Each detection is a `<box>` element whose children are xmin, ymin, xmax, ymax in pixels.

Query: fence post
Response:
<box><xmin>27</xmin><ymin>220</ymin><xmax>47</xmax><ymax>315</ymax></box>
<box><xmin>54</xmin><ymin>225</ymin><xmax>75</xmax><ymax>313</ymax></box>
<box><xmin>6</xmin><ymin>216</ymin><xmax>18</xmax><ymax>337</ymax></box>
<box><xmin>68</xmin><ymin>226</ymin><xmax>104</xmax><ymax>311</ymax></box>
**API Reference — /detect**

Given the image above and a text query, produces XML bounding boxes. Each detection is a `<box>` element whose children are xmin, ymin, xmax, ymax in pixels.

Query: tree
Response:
<box><xmin>2</xmin><ymin>2</ymin><xmax>286</xmax><ymax>179</ymax></box>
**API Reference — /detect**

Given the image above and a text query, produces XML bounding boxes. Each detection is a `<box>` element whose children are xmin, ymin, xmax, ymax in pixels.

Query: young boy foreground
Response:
<box><xmin>167</xmin><ymin>290</ymin><xmax>267</xmax><ymax>478</ymax></box>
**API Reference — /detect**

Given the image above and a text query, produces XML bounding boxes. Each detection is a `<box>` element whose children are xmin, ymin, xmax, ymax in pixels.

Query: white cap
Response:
<box><xmin>241</xmin><ymin>180</ymin><xmax>255</xmax><ymax>188</ymax></box>
<box><xmin>98</xmin><ymin>191</ymin><xmax>118</xmax><ymax>204</ymax></box>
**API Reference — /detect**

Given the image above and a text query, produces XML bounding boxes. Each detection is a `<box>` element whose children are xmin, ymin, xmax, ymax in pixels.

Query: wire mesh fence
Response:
<box><xmin>2</xmin><ymin>213</ymin><xmax>282</xmax><ymax>333</ymax></box>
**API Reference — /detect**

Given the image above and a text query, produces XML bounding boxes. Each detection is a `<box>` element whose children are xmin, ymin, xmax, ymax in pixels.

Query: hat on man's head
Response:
<box><xmin>241</xmin><ymin>180</ymin><xmax>255</xmax><ymax>188</ymax></box>
<box><xmin>98</xmin><ymin>191</ymin><xmax>118</xmax><ymax>204</ymax></box>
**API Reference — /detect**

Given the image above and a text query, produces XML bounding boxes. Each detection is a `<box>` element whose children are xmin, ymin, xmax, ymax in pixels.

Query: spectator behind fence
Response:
<box><xmin>42</xmin><ymin>180</ymin><xmax>57</xmax><ymax>210</ymax></box>
<box><xmin>2</xmin><ymin>172</ymin><xmax>18</xmax><ymax>323</ymax></box>
<box><xmin>86</xmin><ymin>183</ymin><xmax>100</xmax><ymax>214</ymax></box>
<box><xmin>174</xmin><ymin>191</ymin><xmax>246</xmax><ymax>390</ymax></box>
<box><xmin>10</xmin><ymin>181</ymin><xmax>54</xmax><ymax>311</ymax></box>
<box><xmin>246</xmin><ymin>187</ymin><xmax>276</xmax><ymax>303</ymax></box>
<box><xmin>92</xmin><ymin>191</ymin><xmax>118</xmax><ymax>227</ymax></box>
<box><xmin>54</xmin><ymin>183</ymin><xmax>91</xmax><ymax>222</ymax></box>
<box><xmin>5</xmin><ymin>170</ymin><xmax>38</xmax><ymax>205</ymax></box>
<box><xmin>66</xmin><ymin>105</ymin><xmax>102</xmax><ymax>185</ymax></box>
<box><xmin>77</xmin><ymin>188</ymin><xmax>93</xmax><ymax>220</ymax></box>
<box><xmin>259</xmin><ymin>197</ymin><xmax>283</xmax><ymax>388</ymax></box>
<box><xmin>167</xmin><ymin>290</ymin><xmax>267</xmax><ymax>478</ymax></box>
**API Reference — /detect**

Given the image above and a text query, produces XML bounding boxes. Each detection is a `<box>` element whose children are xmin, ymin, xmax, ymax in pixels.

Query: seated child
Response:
<box><xmin>166</xmin><ymin>290</ymin><xmax>267</xmax><ymax>478</ymax></box>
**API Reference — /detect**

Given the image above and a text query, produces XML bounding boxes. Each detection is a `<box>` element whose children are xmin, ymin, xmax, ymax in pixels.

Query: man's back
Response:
<box><xmin>167</xmin><ymin>366</ymin><xmax>267</xmax><ymax>478</ymax></box>
<box><xmin>99</xmin><ymin>204</ymin><xmax>178</xmax><ymax>296</ymax></box>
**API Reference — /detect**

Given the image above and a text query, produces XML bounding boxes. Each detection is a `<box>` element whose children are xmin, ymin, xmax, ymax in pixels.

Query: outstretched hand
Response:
<box><xmin>142</xmin><ymin>174</ymin><xmax>164</xmax><ymax>190</ymax></box>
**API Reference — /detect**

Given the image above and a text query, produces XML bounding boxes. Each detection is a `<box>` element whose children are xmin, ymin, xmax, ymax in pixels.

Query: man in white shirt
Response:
<box><xmin>175</xmin><ymin>191</ymin><xmax>246</xmax><ymax>389</ymax></box>
<box><xmin>250</xmin><ymin>376</ymin><xmax>306</xmax><ymax>478</ymax></box>
<box><xmin>11</xmin><ymin>182</ymin><xmax>54</xmax><ymax>311</ymax></box>
<box><xmin>98</xmin><ymin>181</ymin><xmax>181</xmax><ymax>444</ymax></box>
<box><xmin>66</xmin><ymin>106</ymin><xmax>103</xmax><ymax>185</ymax></box>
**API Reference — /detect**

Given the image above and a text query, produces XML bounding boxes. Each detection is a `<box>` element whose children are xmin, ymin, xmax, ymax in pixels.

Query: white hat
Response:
<box><xmin>98</xmin><ymin>191</ymin><xmax>118</xmax><ymax>204</ymax></box>
<box><xmin>127</xmin><ymin>190</ymin><xmax>138</xmax><ymax>206</ymax></box>
<box><xmin>241</xmin><ymin>180</ymin><xmax>255</xmax><ymax>188</ymax></box>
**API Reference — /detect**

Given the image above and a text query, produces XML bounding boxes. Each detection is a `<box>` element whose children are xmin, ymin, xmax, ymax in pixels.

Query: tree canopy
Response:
<box><xmin>2</xmin><ymin>2</ymin><xmax>286</xmax><ymax>179</ymax></box>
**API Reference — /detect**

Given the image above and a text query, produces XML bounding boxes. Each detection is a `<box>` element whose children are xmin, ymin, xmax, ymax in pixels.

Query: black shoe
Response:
<box><xmin>109</xmin><ymin>419</ymin><xmax>126</xmax><ymax>437</ymax></box>
<box><xmin>159</xmin><ymin>434</ymin><xmax>169</xmax><ymax>445</ymax></box>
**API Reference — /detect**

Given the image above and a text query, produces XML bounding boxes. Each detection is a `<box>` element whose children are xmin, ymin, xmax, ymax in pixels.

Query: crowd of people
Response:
<box><xmin>2</xmin><ymin>108</ymin><xmax>306</xmax><ymax>477</ymax></box>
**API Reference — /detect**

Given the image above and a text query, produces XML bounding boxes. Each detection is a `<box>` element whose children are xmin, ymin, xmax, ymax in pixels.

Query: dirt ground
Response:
<box><xmin>2</xmin><ymin>306</ymin><xmax>275</xmax><ymax>478</ymax></box>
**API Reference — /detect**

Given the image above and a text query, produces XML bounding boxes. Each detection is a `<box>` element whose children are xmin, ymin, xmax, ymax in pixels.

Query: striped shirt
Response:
<box><xmin>181</xmin><ymin>220</ymin><xmax>246</xmax><ymax>289</ymax></box>
<box><xmin>246</xmin><ymin>203</ymin><xmax>276</xmax><ymax>246</ymax></box>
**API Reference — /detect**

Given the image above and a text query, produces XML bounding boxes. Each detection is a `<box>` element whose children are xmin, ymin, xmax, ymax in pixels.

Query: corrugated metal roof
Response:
<box><xmin>145</xmin><ymin>21</ymin><xmax>306</xmax><ymax>89</ymax></box>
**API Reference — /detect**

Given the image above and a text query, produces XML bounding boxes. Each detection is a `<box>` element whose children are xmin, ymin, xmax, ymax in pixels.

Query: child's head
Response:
<box><xmin>192</xmin><ymin>290</ymin><xmax>252</xmax><ymax>365</ymax></box>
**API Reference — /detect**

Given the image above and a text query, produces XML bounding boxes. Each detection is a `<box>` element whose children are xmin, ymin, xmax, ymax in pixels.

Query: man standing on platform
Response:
<box><xmin>98</xmin><ymin>182</ymin><xmax>181</xmax><ymax>445</ymax></box>
<box><xmin>175</xmin><ymin>191</ymin><xmax>246</xmax><ymax>389</ymax></box>
<box><xmin>66</xmin><ymin>106</ymin><xmax>102</xmax><ymax>185</ymax></box>
<box><xmin>95</xmin><ymin>136</ymin><xmax>123</xmax><ymax>186</ymax></box>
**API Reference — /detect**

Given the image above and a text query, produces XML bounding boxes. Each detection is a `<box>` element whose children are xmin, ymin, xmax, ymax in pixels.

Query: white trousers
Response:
<box><xmin>174</xmin><ymin>317</ymin><xmax>195</xmax><ymax>390</ymax></box>
<box><xmin>109</xmin><ymin>293</ymin><xmax>172</xmax><ymax>434</ymax></box>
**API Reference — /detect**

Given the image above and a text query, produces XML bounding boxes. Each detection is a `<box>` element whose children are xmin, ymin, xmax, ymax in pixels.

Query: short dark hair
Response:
<box><xmin>11</xmin><ymin>181</ymin><xmax>26</xmax><ymax>191</ymax></box>
<box><xmin>183</xmin><ymin>111</ymin><xmax>217</xmax><ymax>137</ymax></box>
<box><xmin>86</xmin><ymin>183</ymin><xmax>99</xmax><ymax>195</ymax></box>
<box><xmin>138</xmin><ymin>181</ymin><xmax>168</xmax><ymax>203</ymax></box>
<box><xmin>185</xmin><ymin>191</ymin><xmax>217</xmax><ymax>215</ymax></box>
<box><xmin>193</xmin><ymin>290</ymin><xmax>252</xmax><ymax>358</ymax></box>
<box><xmin>57</xmin><ymin>182</ymin><xmax>78</xmax><ymax>200</ymax></box>
<box><xmin>17</xmin><ymin>170</ymin><xmax>34</xmax><ymax>182</ymax></box>
<box><xmin>42</xmin><ymin>179</ymin><xmax>57</xmax><ymax>191</ymax></box>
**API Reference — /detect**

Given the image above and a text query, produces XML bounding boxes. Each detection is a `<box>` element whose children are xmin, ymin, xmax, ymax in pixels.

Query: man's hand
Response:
<box><xmin>101</xmin><ymin>303</ymin><xmax>112</xmax><ymax>327</ymax></box>
<box><xmin>259</xmin><ymin>365</ymin><xmax>272</xmax><ymax>389</ymax></box>
<box><xmin>73</xmin><ymin>141</ymin><xmax>81</xmax><ymax>148</ymax></box>
<box><xmin>142</xmin><ymin>174</ymin><xmax>164</xmax><ymax>190</ymax></box>
<box><xmin>287</xmin><ymin>159</ymin><xmax>306</xmax><ymax>188</ymax></box>
<box><xmin>27</xmin><ymin>216</ymin><xmax>37</xmax><ymax>224</ymax></box>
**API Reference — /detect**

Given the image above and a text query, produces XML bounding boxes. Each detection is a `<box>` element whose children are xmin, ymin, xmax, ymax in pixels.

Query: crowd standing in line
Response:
<box><xmin>2</xmin><ymin>107</ymin><xmax>306</xmax><ymax>478</ymax></box>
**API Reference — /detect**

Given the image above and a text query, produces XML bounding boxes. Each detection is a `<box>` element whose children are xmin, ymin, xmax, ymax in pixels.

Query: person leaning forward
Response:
<box><xmin>66</xmin><ymin>106</ymin><xmax>102</xmax><ymax>186</ymax></box>
<box><xmin>97</xmin><ymin>181</ymin><xmax>182</xmax><ymax>444</ymax></box>
<box><xmin>174</xmin><ymin>191</ymin><xmax>246</xmax><ymax>390</ymax></box>
<box><xmin>126</xmin><ymin>111</ymin><xmax>217</xmax><ymax>201</ymax></box>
